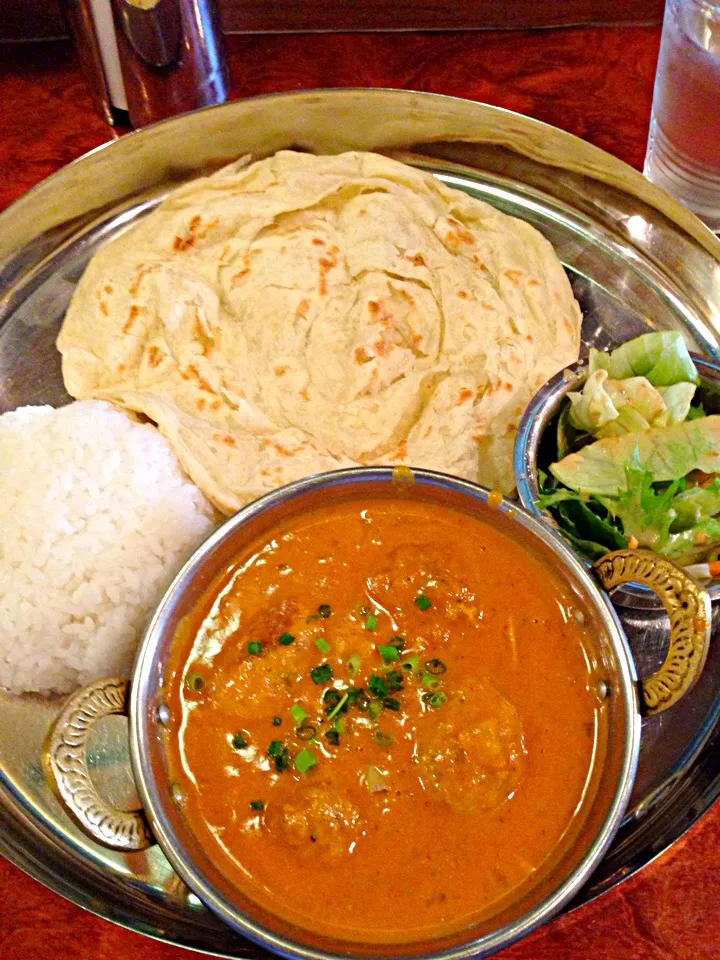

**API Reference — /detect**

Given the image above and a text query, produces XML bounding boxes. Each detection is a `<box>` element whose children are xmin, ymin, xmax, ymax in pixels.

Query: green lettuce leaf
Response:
<box><xmin>550</xmin><ymin>415</ymin><xmax>720</xmax><ymax>496</ymax></box>
<box><xmin>669</xmin><ymin>478</ymin><xmax>720</xmax><ymax>532</ymax></box>
<box><xmin>567</xmin><ymin>370</ymin><xmax>696</xmax><ymax>438</ymax></box>
<box><xmin>660</xmin><ymin>516</ymin><xmax>720</xmax><ymax>565</ymax></box>
<box><xmin>598</xmin><ymin>454</ymin><xmax>678</xmax><ymax>550</ymax></box>
<box><xmin>656</xmin><ymin>383</ymin><xmax>697</xmax><ymax>426</ymax></box>
<box><xmin>588</xmin><ymin>331</ymin><xmax>699</xmax><ymax>386</ymax></box>
<box><xmin>537</xmin><ymin>485</ymin><xmax>627</xmax><ymax>561</ymax></box>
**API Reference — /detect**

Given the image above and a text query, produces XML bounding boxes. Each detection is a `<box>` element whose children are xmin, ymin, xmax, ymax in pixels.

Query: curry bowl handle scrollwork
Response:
<box><xmin>42</xmin><ymin>677</ymin><xmax>152</xmax><ymax>851</ymax></box>
<box><xmin>594</xmin><ymin>550</ymin><xmax>711</xmax><ymax>716</ymax></box>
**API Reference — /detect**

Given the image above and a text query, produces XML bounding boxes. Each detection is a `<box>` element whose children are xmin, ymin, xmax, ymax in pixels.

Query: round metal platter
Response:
<box><xmin>1</xmin><ymin>89</ymin><xmax>719</xmax><ymax>956</ymax></box>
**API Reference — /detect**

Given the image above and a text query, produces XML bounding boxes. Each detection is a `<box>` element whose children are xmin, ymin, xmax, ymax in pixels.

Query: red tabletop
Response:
<box><xmin>1</xmin><ymin>26</ymin><xmax>719</xmax><ymax>960</ymax></box>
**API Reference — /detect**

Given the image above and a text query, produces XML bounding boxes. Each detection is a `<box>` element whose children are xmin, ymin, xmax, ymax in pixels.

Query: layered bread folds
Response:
<box><xmin>58</xmin><ymin>151</ymin><xmax>581</xmax><ymax>513</ymax></box>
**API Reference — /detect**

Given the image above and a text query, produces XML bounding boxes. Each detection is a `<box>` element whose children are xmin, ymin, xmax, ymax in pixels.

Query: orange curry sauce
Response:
<box><xmin>166</xmin><ymin>499</ymin><xmax>606</xmax><ymax>943</ymax></box>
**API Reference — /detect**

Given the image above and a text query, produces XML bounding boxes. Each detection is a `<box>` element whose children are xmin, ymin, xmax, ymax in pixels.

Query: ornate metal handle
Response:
<box><xmin>594</xmin><ymin>549</ymin><xmax>711</xmax><ymax>715</ymax></box>
<box><xmin>43</xmin><ymin>678</ymin><xmax>152</xmax><ymax>851</ymax></box>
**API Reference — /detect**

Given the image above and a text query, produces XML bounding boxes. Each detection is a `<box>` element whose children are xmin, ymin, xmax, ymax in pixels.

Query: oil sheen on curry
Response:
<box><xmin>166</xmin><ymin>498</ymin><xmax>606</xmax><ymax>943</ymax></box>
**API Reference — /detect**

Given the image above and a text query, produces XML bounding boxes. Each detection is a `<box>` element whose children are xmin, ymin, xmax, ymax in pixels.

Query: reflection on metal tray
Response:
<box><xmin>0</xmin><ymin>89</ymin><xmax>719</xmax><ymax>957</ymax></box>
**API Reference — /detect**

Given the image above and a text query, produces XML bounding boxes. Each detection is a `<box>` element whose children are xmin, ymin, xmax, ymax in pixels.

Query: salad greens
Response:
<box><xmin>538</xmin><ymin>332</ymin><xmax>720</xmax><ymax>566</ymax></box>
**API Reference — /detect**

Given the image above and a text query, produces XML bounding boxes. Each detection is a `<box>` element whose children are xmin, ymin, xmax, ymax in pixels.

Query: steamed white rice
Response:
<box><xmin>0</xmin><ymin>401</ymin><xmax>217</xmax><ymax>695</ymax></box>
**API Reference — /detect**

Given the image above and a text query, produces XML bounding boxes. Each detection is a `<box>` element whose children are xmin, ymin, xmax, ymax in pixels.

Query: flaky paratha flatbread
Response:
<box><xmin>58</xmin><ymin>151</ymin><xmax>581</xmax><ymax>513</ymax></box>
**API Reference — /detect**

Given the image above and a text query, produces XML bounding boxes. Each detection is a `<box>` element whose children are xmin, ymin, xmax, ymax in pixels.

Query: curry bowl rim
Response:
<box><xmin>128</xmin><ymin>466</ymin><xmax>641</xmax><ymax>960</ymax></box>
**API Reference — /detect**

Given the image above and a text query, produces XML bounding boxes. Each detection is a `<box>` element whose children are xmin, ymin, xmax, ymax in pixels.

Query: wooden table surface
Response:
<box><xmin>1</xmin><ymin>26</ymin><xmax>719</xmax><ymax>960</ymax></box>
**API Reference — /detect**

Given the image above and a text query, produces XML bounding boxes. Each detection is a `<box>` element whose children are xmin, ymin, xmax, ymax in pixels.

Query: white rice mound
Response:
<box><xmin>0</xmin><ymin>401</ymin><xmax>217</xmax><ymax>695</ymax></box>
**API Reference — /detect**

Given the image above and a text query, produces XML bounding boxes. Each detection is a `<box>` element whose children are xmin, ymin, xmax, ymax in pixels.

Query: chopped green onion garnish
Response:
<box><xmin>247</xmin><ymin>641</ymin><xmax>263</xmax><ymax>655</ymax></box>
<box><xmin>383</xmin><ymin>696</ymin><xmax>401</xmax><ymax>711</ymax></box>
<box><xmin>333</xmin><ymin>716</ymin><xmax>345</xmax><ymax>734</ymax></box>
<box><xmin>326</xmin><ymin>692</ymin><xmax>349</xmax><ymax>721</ymax></box>
<box><xmin>346</xmin><ymin>653</ymin><xmax>362</xmax><ymax>676</ymax></box>
<box><xmin>422</xmin><ymin>673</ymin><xmax>440</xmax><ymax>691</ymax></box>
<box><xmin>310</xmin><ymin>664</ymin><xmax>333</xmax><ymax>684</ymax></box>
<box><xmin>365</xmin><ymin>614</ymin><xmax>378</xmax><ymax>630</ymax></box>
<box><xmin>268</xmin><ymin>740</ymin><xmax>283</xmax><ymax>757</ymax></box>
<box><xmin>272</xmin><ymin>716</ymin><xmax>282</xmax><ymax>726</ymax></box>
<box><xmin>368</xmin><ymin>701</ymin><xmax>382</xmax><ymax>719</ymax></box>
<box><xmin>389</xmin><ymin>635</ymin><xmax>405</xmax><ymax>651</ymax></box>
<box><xmin>296</xmin><ymin>721</ymin><xmax>317</xmax><ymax>741</ymax></box>
<box><xmin>231</xmin><ymin>732</ymin><xmax>247</xmax><ymax>750</ymax></box>
<box><xmin>250</xmin><ymin>800</ymin><xmax>265</xmax><ymax>811</ymax></box>
<box><xmin>346</xmin><ymin>687</ymin><xmax>369</xmax><ymax>711</ymax></box>
<box><xmin>368</xmin><ymin>673</ymin><xmax>388</xmax><ymax>698</ymax></box>
<box><xmin>425</xmin><ymin>658</ymin><xmax>447</xmax><ymax>675</ymax></box>
<box><xmin>325</xmin><ymin>730</ymin><xmax>340</xmax><ymax>746</ymax></box>
<box><xmin>427</xmin><ymin>691</ymin><xmax>447</xmax><ymax>708</ymax></box>
<box><xmin>278</xmin><ymin>632</ymin><xmax>295</xmax><ymax>646</ymax></box>
<box><xmin>384</xmin><ymin>670</ymin><xmax>404</xmax><ymax>692</ymax></box>
<box><xmin>314</xmin><ymin>637</ymin><xmax>331</xmax><ymax>653</ymax></box>
<box><xmin>378</xmin><ymin>644</ymin><xmax>399</xmax><ymax>661</ymax></box>
<box><xmin>373</xmin><ymin>729</ymin><xmax>394</xmax><ymax>748</ymax></box>
<box><xmin>401</xmin><ymin>655</ymin><xmax>420</xmax><ymax>672</ymax></box>
<box><xmin>290</xmin><ymin>704</ymin><xmax>307</xmax><ymax>725</ymax></box>
<box><xmin>185</xmin><ymin>672</ymin><xmax>204</xmax><ymax>692</ymax></box>
<box><xmin>318</xmin><ymin>604</ymin><xmax>332</xmax><ymax>619</ymax></box>
<box><xmin>415</xmin><ymin>594</ymin><xmax>432</xmax><ymax>611</ymax></box>
<box><xmin>274</xmin><ymin>748</ymin><xmax>290</xmax><ymax>772</ymax></box>
<box><xmin>294</xmin><ymin>748</ymin><xmax>317</xmax><ymax>774</ymax></box>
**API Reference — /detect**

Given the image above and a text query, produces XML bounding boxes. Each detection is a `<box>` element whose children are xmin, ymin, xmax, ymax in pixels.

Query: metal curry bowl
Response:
<box><xmin>42</xmin><ymin>468</ymin><xmax>710</xmax><ymax>960</ymax></box>
<box><xmin>514</xmin><ymin>355</ymin><xmax>720</xmax><ymax>608</ymax></box>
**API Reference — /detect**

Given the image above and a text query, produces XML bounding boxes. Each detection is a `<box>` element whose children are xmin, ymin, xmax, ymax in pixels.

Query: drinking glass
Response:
<box><xmin>644</xmin><ymin>0</ymin><xmax>720</xmax><ymax>232</ymax></box>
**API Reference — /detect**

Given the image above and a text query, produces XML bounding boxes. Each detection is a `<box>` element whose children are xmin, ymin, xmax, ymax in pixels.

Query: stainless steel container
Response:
<box><xmin>61</xmin><ymin>0</ymin><xmax>229</xmax><ymax>128</ymax></box>
<box><xmin>44</xmin><ymin>467</ymin><xmax>710</xmax><ymax>959</ymax></box>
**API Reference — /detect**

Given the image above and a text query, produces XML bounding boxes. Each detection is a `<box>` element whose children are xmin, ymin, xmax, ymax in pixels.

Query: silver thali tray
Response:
<box><xmin>1</xmin><ymin>88</ymin><xmax>720</xmax><ymax>956</ymax></box>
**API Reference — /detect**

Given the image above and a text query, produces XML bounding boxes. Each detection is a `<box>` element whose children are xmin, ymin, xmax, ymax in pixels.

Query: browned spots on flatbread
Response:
<box><xmin>197</xmin><ymin>397</ymin><xmax>206</xmax><ymax>411</ymax></box>
<box><xmin>230</xmin><ymin>261</ymin><xmax>250</xmax><ymax>286</ymax></box>
<box><xmin>354</xmin><ymin>346</ymin><xmax>372</xmax><ymax>364</ymax></box>
<box><xmin>104</xmin><ymin>285</ymin><xmax>113</xmax><ymax>295</ymax></box>
<box><xmin>183</xmin><ymin>364</ymin><xmax>216</xmax><ymax>394</ymax></box>
<box><xmin>300</xmin><ymin>388</ymin><xmax>310</xmax><ymax>401</ymax></box>
<box><xmin>504</xmin><ymin>422</ymin><xmax>518</xmax><ymax>435</ymax></box>
<box><xmin>407</xmin><ymin>252</ymin><xmax>425</xmax><ymax>267</ymax></box>
<box><xmin>472</xmin><ymin>255</ymin><xmax>485</xmax><ymax>269</ymax></box>
<box><xmin>424</xmin><ymin>425</ymin><xmax>433</xmax><ymax>438</ymax></box>
<box><xmin>398</xmin><ymin>288</ymin><xmax>415</xmax><ymax>306</ymax></box>
<box><xmin>117</xmin><ymin>363</ymin><xmax>126</xmax><ymax>374</ymax></box>
<box><xmin>395</xmin><ymin>440</ymin><xmax>408</xmax><ymax>459</ymax></box>
<box><xmin>411</xmin><ymin>333</ymin><xmax>424</xmax><ymax>351</ymax></box>
<box><xmin>457</xmin><ymin>290</ymin><xmax>469</xmax><ymax>300</ymax></box>
<box><xmin>172</xmin><ymin>215</ymin><xmax>217</xmax><ymax>253</ymax></box>
<box><xmin>481</xmin><ymin>301</ymin><xmax>495</xmax><ymax>311</ymax></box>
<box><xmin>129</xmin><ymin>263</ymin><xmax>158</xmax><ymax>298</ymax></box>
<box><xmin>526</xmin><ymin>334</ymin><xmax>534</xmax><ymax>343</ymax></box>
<box><xmin>312</xmin><ymin>237</ymin><xmax>326</xmax><ymax>246</ymax></box>
<box><xmin>357</xmin><ymin>209</ymin><xmax>367</xmax><ymax>217</ymax></box>
<box><xmin>147</xmin><ymin>345</ymin><xmax>164</xmax><ymax>368</ymax></box>
<box><xmin>210</xmin><ymin>400</ymin><xmax>222</xmax><ymax>411</ymax></box>
<box><xmin>444</xmin><ymin>223</ymin><xmax>475</xmax><ymax>247</ymax></box>
<box><xmin>318</xmin><ymin>245</ymin><xmax>339</xmax><ymax>296</ymax></box>
<box><xmin>275</xmin><ymin>366</ymin><xmax>289</xmax><ymax>377</ymax></box>
<box><xmin>295</xmin><ymin>298</ymin><xmax>310</xmax><ymax>318</ymax></box>
<box><xmin>263</xmin><ymin>438</ymin><xmax>294</xmax><ymax>457</ymax></box>
<box><xmin>368</xmin><ymin>300</ymin><xmax>380</xmax><ymax>316</ymax></box>
<box><xmin>99</xmin><ymin>300</ymin><xmax>109</xmax><ymax>317</ymax></box>
<box><xmin>528</xmin><ymin>278</ymin><xmax>541</xmax><ymax>287</ymax></box>
<box><xmin>504</xmin><ymin>382</ymin><xmax>513</xmax><ymax>391</ymax></box>
<box><xmin>457</xmin><ymin>388</ymin><xmax>474</xmax><ymax>405</ymax></box>
<box><xmin>373</xmin><ymin>339</ymin><xmax>389</xmax><ymax>357</ymax></box>
<box><xmin>503</xmin><ymin>269</ymin><xmax>524</xmax><ymax>284</ymax></box>
<box><xmin>215</xmin><ymin>433</ymin><xmax>236</xmax><ymax>446</ymax></box>
<box><xmin>123</xmin><ymin>304</ymin><xmax>142</xmax><ymax>334</ymax></box>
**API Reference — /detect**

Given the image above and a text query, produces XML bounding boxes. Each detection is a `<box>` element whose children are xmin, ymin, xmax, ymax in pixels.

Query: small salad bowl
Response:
<box><xmin>514</xmin><ymin>349</ymin><xmax>720</xmax><ymax>607</ymax></box>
